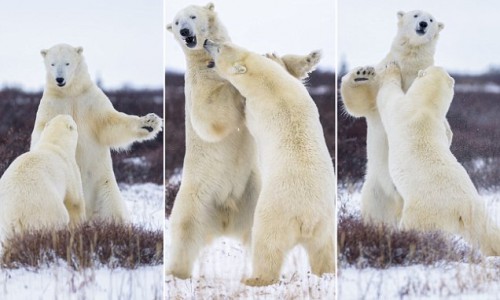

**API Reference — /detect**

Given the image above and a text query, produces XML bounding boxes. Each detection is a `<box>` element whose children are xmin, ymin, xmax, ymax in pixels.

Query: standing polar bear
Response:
<box><xmin>377</xmin><ymin>63</ymin><xmax>500</xmax><ymax>256</ymax></box>
<box><xmin>0</xmin><ymin>115</ymin><xmax>85</xmax><ymax>243</ymax></box>
<box><xmin>166</xmin><ymin>2</ymin><xmax>322</xmax><ymax>279</ymax></box>
<box><xmin>340</xmin><ymin>10</ymin><xmax>453</xmax><ymax>226</ymax></box>
<box><xmin>31</xmin><ymin>44</ymin><xmax>162</xmax><ymax>223</ymax></box>
<box><xmin>205</xmin><ymin>40</ymin><xmax>335</xmax><ymax>286</ymax></box>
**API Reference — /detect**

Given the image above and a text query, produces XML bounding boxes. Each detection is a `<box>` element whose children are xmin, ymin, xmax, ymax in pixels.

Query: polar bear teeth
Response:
<box><xmin>416</xmin><ymin>28</ymin><xmax>426</xmax><ymax>35</ymax></box>
<box><xmin>184</xmin><ymin>36</ymin><xmax>197</xmax><ymax>48</ymax></box>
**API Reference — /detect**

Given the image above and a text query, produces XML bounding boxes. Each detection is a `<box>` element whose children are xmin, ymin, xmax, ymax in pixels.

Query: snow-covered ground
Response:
<box><xmin>0</xmin><ymin>183</ymin><xmax>164</xmax><ymax>300</ymax></box>
<box><xmin>338</xmin><ymin>187</ymin><xmax>500</xmax><ymax>299</ymax></box>
<box><xmin>164</xmin><ymin>221</ymin><xmax>335</xmax><ymax>299</ymax></box>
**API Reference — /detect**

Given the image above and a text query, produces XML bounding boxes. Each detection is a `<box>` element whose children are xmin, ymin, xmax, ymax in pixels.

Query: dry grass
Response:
<box><xmin>338</xmin><ymin>202</ymin><xmax>481</xmax><ymax>269</ymax></box>
<box><xmin>1</xmin><ymin>221</ymin><xmax>163</xmax><ymax>269</ymax></box>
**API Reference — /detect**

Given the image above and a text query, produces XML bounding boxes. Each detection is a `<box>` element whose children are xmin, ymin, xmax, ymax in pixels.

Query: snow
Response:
<box><xmin>338</xmin><ymin>186</ymin><xmax>500</xmax><ymax>299</ymax></box>
<box><xmin>164</xmin><ymin>220</ymin><xmax>335</xmax><ymax>299</ymax></box>
<box><xmin>0</xmin><ymin>183</ymin><xmax>164</xmax><ymax>299</ymax></box>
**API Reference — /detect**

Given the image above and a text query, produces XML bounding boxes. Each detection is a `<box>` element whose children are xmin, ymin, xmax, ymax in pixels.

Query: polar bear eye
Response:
<box><xmin>430</xmin><ymin>19</ymin><xmax>433</xmax><ymax>22</ymax></box>
<box><xmin>66</xmin><ymin>63</ymin><xmax>70</xmax><ymax>66</ymax></box>
<box><xmin>51</xmin><ymin>63</ymin><xmax>55</xmax><ymax>67</ymax></box>
<box><xmin>190</xmin><ymin>15</ymin><xmax>196</xmax><ymax>19</ymax></box>
<box><xmin>414</xmin><ymin>14</ymin><xmax>418</xmax><ymax>18</ymax></box>
<box><xmin>175</xmin><ymin>20</ymin><xmax>178</xmax><ymax>25</ymax></box>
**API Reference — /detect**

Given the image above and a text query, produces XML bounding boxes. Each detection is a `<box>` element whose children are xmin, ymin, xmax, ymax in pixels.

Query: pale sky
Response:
<box><xmin>5</xmin><ymin>0</ymin><xmax>494</xmax><ymax>91</ymax></box>
<box><xmin>164</xmin><ymin>0</ymin><xmax>335</xmax><ymax>72</ymax></box>
<box><xmin>339</xmin><ymin>0</ymin><xmax>500</xmax><ymax>74</ymax></box>
<box><xmin>0</xmin><ymin>0</ymin><xmax>163</xmax><ymax>91</ymax></box>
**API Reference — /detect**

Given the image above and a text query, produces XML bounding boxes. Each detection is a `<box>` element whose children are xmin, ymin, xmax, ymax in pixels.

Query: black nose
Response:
<box><xmin>180</xmin><ymin>28</ymin><xmax>190</xmax><ymax>36</ymax></box>
<box><xmin>419</xmin><ymin>21</ymin><xmax>428</xmax><ymax>28</ymax></box>
<box><xmin>56</xmin><ymin>77</ymin><xmax>64</xmax><ymax>84</ymax></box>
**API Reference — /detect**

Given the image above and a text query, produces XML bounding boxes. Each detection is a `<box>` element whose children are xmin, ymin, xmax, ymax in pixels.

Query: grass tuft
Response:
<box><xmin>1</xmin><ymin>221</ymin><xmax>163</xmax><ymax>269</ymax></box>
<box><xmin>337</xmin><ymin>200</ymin><xmax>481</xmax><ymax>268</ymax></box>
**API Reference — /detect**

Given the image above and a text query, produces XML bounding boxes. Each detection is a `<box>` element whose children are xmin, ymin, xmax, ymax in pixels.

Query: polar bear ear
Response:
<box><xmin>205</xmin><ymin>2</ymin><xmax>215</xmax><ymax>11</ymax></box>
<box><xmin>75</xmin><ymin>47</ymin><xmax>84</xmax><ymax>55</ymax></box>
<box><xmin>166</xmin><ymin>23</ymin><xmax>173</xmax><ymax>32</ymax></box>
<box><xmin>232</xmin><ymin>63</ymin><xmax>247</xmax><ymax>74</ymax></box>
<box><xmin>40</xmin><ymin>49</ymin><xmax>48</xmax><ymax>57</ymax></box>
<box><xmin>397</xmin><ymin>11</ymin><xmax>405</xmax><ymax>20</ymax></box>
<box><xmin>438</xmin><ymin>22</ymin><xmax>445</xmax><ymax>32</ymax></box>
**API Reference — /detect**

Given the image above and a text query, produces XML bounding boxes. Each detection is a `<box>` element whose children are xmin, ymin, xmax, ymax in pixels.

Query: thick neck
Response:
<box><xmin>390</xmin><ymin>33</ymin><xmax>438</xmax><ymax>62</ymax></box>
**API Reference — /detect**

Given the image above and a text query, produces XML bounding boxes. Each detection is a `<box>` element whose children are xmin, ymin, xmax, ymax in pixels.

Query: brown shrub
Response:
<box><xmin>337</xmin><ymin>198</ymin><xmax>480</xmax><ymax>268</ymax></box>
<box><xmin>1</xmin><ymin>221</ymin><xmax>163</xmax><ymax>269</ymax></box>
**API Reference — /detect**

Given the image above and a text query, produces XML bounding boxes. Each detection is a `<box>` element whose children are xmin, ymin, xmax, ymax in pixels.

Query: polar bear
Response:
<box><xmin>165</xmin><ymin>2</ymin><xmax>322</xmax><ymax>279</ymax></box>
<box><xmin>31</xmin><ymin>44</ymin><xmax>162</xmax><ymax>223</ymax></box>
<box><xmin>204</xmin><ymin>40</ymin><xmax>335</xmax><ymax>286</ymax></box>
<box><xmin>377</xmin><ymin>63</ymin><xmax>500</xmax><ymax>256</ymax></box>
<box><xmin>0</xmin><ymin>115</ymin><xmax>85</xmax><ymax>243</ymax></box>
<box><xmin>340</xmin><ymin>10</ymin><xmax>452</xmax><ymax>227</ymax></box>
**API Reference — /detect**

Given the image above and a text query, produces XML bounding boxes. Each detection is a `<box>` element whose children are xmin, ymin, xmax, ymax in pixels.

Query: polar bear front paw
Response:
<box><xmin>264</xmin><ymin>52</ymin><xmax>287</xmax><ymax>69</ymax></box>
<box><xmin>140</xmin><ymin>113</ymin><xmax>163</xmax><ymax>135</ymax></box>
<box><xmin>305</xmin><ymin>50</ymin><xmax>322</xmax><ymax>67</ymax></box>
<box><xmin>351</xmin><ymin>66</ymin><xmax>375</xmax><ymax>84</ymax></box>
<box><xmin>381</xmin><ymin>62</ymin><xmax>401</xmax><ymax>80</ymax></box>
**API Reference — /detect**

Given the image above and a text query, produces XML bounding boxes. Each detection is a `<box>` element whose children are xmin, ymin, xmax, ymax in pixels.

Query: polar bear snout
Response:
<box><xmin>56</xmin><ymin>77</ymin><xmax>66</xmax><ymax>86</ymax></box>
<box><xmin>179</xmin><ymin>27</ymin><xmax>197</xmax><ymax>48</ymax></box>
<box><xmin>416</xmin><ymin>22</ymin><xmax>428</xmax><ymax>35</ymax></box>
<box><xmin>180</xmin><ymin>28</ymin><xmax>190</xmax><ymax>37</ymax></box>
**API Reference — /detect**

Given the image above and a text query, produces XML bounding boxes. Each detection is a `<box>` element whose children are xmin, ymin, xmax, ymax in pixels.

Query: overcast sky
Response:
<box><xmin>339</xmin><ymin>0</ymin><xmax>500</xmax><ymax>74</ymax></box>
<box><xmin>0</xmin><ymin>0</ymin><xmax>163</xmax><ymax>91</ymax></box>
<box><xmin>165</xmin><ymin>0</ymin><xmax>335</xmax><ymax>73</ymax></box>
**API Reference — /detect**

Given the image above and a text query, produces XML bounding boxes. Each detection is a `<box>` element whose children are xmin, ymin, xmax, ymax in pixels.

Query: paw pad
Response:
<box><xmin>353</xmin><ymin>66</ymin><xmax>375</xmax><ymax>82</ymax></box>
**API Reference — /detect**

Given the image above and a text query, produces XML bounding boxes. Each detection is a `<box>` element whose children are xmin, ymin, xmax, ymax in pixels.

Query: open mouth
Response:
<box><xmin>183</xmin><ymin>35</ymin><xmax>197</xmax><ymax>48</ymax></box>
<box><xmin>416</xmin><ymin>28</ymin><xmax>426</xmax><ymax>36</ymax></box>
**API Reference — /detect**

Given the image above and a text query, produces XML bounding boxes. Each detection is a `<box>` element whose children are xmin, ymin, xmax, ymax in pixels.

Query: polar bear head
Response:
<box><xmin>40</xmin><ymin>115</ymin><xmax>78</xmax><ymax>152</ymax></box>
<box><xmin>396</xmin><ymin>10</ymin><xmax>444</xmax><ymax>45</ymax></box>
<box><xmin>166</xmin><ymin>3</ymin><xmax>228</xmax><ymax>51</ymax></box>
<box><xmin>413</xmin><ymin>66</ymin><xmax>455</xmax><ymax>114</ymax></box>
<box><xmin>203</xmin><ymin>40</ymin><xmax>251</xmax><ymax>78</ymax></box>
<box><xmin>41</xmin><ymin>44</ymin><xmax>85</xmax><ymax>89</ymax></box>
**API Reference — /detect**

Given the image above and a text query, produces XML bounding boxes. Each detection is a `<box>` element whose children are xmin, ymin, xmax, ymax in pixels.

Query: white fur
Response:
<box><xmin>0</xmin><ymin>115</ymin><xmax>85</xmax><ymax>243</ymax></box>
<box><xmin>31</xmin><ymin>44</ymin><xmax>162</xmax><ymax>223</ymax></box>
<box><xmin>377</xmin><ymin>64</ymin><xmax>500</xmax><ymax>256</ymax></box>
<box><xmin>165</xmin><ymin>3</ymin><xmax>322</xmax><ymax>279</ymax></box>
<box><xmin>206</xmin><ymin>41</ymin><xmax>335</xmax><ymax>286</ymax></box>
<box><xmin>340</xmin><ymin>10</ymin><xmax>452</xmax><ymax>227</ymax></box>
